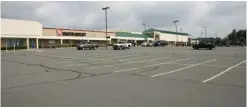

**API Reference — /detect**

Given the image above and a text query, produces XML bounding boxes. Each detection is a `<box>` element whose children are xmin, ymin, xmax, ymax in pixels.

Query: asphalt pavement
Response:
<box><xmin>1</xmin><ymin>46</ymin><xmax>246</xmax><ymax>107</ymax></box>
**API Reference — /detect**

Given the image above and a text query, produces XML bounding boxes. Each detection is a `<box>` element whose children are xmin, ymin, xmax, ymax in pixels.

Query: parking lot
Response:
<box><xmin>1</xmin><ymin>46</ymin><xmax>246</xmax><ymax>107</ymax></box>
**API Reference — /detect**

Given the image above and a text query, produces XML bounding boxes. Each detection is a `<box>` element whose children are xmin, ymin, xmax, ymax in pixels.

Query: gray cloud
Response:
<box><xmin>1</xmin><ymin>1</ymin><xmax>246</xmax><ymax>38</ymax></box>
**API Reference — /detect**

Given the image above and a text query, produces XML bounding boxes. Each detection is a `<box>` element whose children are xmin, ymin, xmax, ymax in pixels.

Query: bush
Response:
<box><xmin>71</xmin><ymin>44</ymin><xmax>76</xmax><ymax>47</ymax></box>
<box><xmin>1</xmin><ymin>46</ymin><xmax>27</xmax><ymax>50</ymax></box>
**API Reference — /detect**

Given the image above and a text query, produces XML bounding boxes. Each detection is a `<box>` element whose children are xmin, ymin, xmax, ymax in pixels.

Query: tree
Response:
<box><xmin>224</xmin><ymin>29</ymin><xmax>246</xmax><ymax>46</ymax></box>
<box><xmin>215</xmin><ymin>37</ymin><xmax>222</xmax><ymax>46</ymax></box>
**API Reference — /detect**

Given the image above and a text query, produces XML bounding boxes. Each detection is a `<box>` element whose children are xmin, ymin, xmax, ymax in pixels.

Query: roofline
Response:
<box><xmin>43</xmin><ymin>27</ymin><xmax>115</xmax><ymax>33</ymax></box>
<box><xmin>144</xmin><ymin>28</ymin><xmax>191</xmax><ymax>36</ymax></box>
<box><xmin>1</xmin><ymin>18</ymin><xmax>42</xmax><ymax>24</ymax></box>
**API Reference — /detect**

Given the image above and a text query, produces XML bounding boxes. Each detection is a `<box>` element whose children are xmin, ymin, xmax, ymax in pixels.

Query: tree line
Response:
<box><xmin>196</xmin><ymin>29</ymin><xmax>246</xmax><ymax>46</ymax></box>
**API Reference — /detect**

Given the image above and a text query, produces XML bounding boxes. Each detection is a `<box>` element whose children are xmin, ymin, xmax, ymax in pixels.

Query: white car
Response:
<box><xmin>126</xmin><ymin>42</ymin><xmax>132</xmax><ymax>47</ymax></box>
<box><xmin>113</xmin><ymin>42</ymin><xmax>130</xmax><ymax>50</ymax></box>
<box><xmin>141</xmin><ymin>42</ymin><xmax>149</xmax><ymax>47</ymax></box>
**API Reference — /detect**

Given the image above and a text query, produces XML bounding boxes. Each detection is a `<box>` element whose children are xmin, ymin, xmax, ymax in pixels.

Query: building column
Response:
<box><xmin>109</xmin><ymin>39</ymin><xmax>112</xmax><ymax>44</ymax></box>
<box><xmin>60</xmin><ymin>39</ymin><xmax>63</xmax><ymax>44</ymax></box>
<box><xmin>26</xmin><ymin>38</ymin><xmax>29</xmax><ymax>49</ymax></box>
<box><xmin>36</xmin><ymin>38</ymin><xmax>39</xmax><ymax>49</ymax></box>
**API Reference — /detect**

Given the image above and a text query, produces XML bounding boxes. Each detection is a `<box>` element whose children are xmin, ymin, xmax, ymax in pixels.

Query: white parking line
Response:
<box><xmin>202</xmin><ymin>60</ymin><xmax>246</xmax><ymax>83</ymax></box>
<box><xmin>118</xmin><ymin>56</ymin><xmax>150</xmax><ymax>62</ymax></box>
<box><xmin>56</xmin><ymin>54</ymin><xmax>141</xmax><ymax>67</ymax></box>
<box><xmin>168</xmin><ymin>63</ymin><xmax>246</xmax><ymax>69</ymax></box>
<box><xmin>150</xmin><ymin>59</ymin><xmax>216</xmax><ymax>77</ymax></box>
<box><xmin>114</xmin><ymin>58</ymin><xmax>191</xmax><ymax>73</ymax></box>
<box><xmin>66</xmin><ymin>63</ymin><xmax>85</xmax><ymax>66</ymax></box>
<box><xmin>34</xmin><ymin>54</ymin><xmax>109</xmax><ymax>63</ymax></box>
<box><xmin>93</xmin><ymin>54</ymin><xmax>137</xmax><ymax>60</ymax></box>
<box><xmin>84</xmin><ymin>57</ymin><xmax>170</xmax><ymax>69</ymax></box>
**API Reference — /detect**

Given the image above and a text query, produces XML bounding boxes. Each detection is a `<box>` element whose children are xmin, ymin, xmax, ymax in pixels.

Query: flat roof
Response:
<box><xmin>43</xmin><ymin>27</ymin><xmax>115</xmax><ymax>33</ymax></box>
<box><xmin>143</xmin><ymin>28</ymin><xmax>191</xmax><ymax>36</ymax></box>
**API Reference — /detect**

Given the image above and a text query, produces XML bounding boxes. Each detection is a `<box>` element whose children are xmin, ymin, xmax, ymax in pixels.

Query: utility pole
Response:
<box><xmin>142</xmin><ymin>23</ymin><xmax>147</xmax><ymax>42</ymax></box>
<box><xmin>200</xmin><ymin>32</ymin><xmax>204</xmax><ymax>42</ymax></box>
<box><xmin>203</xmin><ymin>27</ymin><xmax>207</xmax><ymax>38</ymax></box>
<box><xmin>102</xmin><ymin>7</ymin><xmax>110</xmax><ymax>50</ymax></box>
<box><xmin>173</xmin><ymin>20</ymin><xmax>178</xmax><ymax>45</ymax></box>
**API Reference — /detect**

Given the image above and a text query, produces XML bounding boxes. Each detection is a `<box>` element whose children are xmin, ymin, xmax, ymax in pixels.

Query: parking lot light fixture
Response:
<box><xmin>173</xmin><ymin>20</ymin><xmax>178</xmax><ymax>45</ymax></box>
<box><xmin>102</xmin><ymin>7</ymin><xmax>110</xmax><ymax>50</ymax></box>
<box><xmin>142</xmin><ymin>23</ymin><xmax>147</xmax><ymax>42</ymax></box>
<box><xmin>203</xmin><ymin>26</ymin><xmax>207</xmax><ymax>38</ymax></box>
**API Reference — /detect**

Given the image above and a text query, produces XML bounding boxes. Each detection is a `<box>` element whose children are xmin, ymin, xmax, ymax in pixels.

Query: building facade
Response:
<box><xmin>143</xmin><ymin>28</ymin><xmax>191</xmax><ymax>45</ymax></box>
<box><xmin>1</xmin><ymin>18</ymin><xmax>192</xmax><ymax>49</ymax></box>
<box><xmin>1</xmin><ymin>18</ymin><xmax>42</xmax><ymax>48</ymax></box>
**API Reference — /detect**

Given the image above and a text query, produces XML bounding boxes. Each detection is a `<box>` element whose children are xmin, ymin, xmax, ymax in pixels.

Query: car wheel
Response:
<box><xmin>77</xmin><ymin>48</ymin><xmax>80</xmax><ymax>50</ymax></box>
<box><xmin>208</xmin><ymin>47</ymin><xmax>212</xmax><ymax>50</ymax></box>
<box><xmin>94</xmin><ymin>47</ymin><xmax>97</xmax><ymax>50</ymax></box>
<box><xmin>81</xmin><ymin>47</ymin><xmax>85</xmax><ymax>50</ymax></box>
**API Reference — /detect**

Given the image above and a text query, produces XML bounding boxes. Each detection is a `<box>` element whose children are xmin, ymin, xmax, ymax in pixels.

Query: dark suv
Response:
<box><xmin>153</xmin><ymin>41</ymin><xmax>168</xmax><ymax>47</ymax></box>
<box><xmin>192</xmin><ymin>42</ymin><xmax>215</xmax><ymax>50</ymax></box>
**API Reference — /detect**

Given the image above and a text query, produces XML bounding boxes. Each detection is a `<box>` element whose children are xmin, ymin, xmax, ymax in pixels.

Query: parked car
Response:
<box><xmin>131</xmin><ymin>42</ymin><xmax>137</xmax><ymax>47</ymax></box>
<box><xmin>153</xmin><ymin>41</ymin><xmax>168</xmax><ymax>47</ymax></box>
<box><xmin>141</xmin><ymin>42</ymin><xmax>149</xmax><ymax>47</ymax></box>
<box><xmin>77</xmin><ymin>41</ymin><xmax>98</xmax><ymax>50</ymax></box>
<box><xmin>113</xmin><ymin>41</ymin><xmax>130</xmax><ymax>50</ymax></box>
<box><xmin>148</xmin><ymin>42</ymin><xmax>154</xmax><ymax>47</ymax></box>
<box><xmin>126</xmin><ymin>42</ymin><xmax>132</xmax><ymax>47</ymax></box>
<box><xmin>192</xmin><ymin>42</ymin><xmax>215</xmax><ymax>50</ymax></box>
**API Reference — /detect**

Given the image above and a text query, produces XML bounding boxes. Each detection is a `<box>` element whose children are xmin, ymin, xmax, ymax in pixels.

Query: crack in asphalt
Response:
<box><xmin>1</xmin><ymin>59</ymin><xmax>114</xmax><ymax>90</ymax></box>
<box><xmin>2</xmin><ymin>59</ymin><xmax>96</xmax><ymax>76</ymax></box>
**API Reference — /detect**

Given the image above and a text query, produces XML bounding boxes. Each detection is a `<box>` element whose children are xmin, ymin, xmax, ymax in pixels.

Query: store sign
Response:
<box><xmin>57</xmin><ymin>29</ymin><xmax>62</xmax><ymax>36</ymax></box>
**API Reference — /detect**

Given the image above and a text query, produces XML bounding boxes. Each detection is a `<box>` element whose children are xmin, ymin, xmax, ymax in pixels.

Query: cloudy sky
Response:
<box><xmin>1</xmin><ymin>1</ymin><xmax>246</xmax><ymax>38</ymax></box>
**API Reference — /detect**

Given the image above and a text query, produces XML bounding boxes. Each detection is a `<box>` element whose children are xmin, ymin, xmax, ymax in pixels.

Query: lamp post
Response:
<box><xmin>203</xmin><ymin>26</ymin><xmax>207</xmax><ymax>38</ymax></box>
<box><xmin>102</xmin><ymin>7</ymin><xmax>110</xmax><ymax>50</ymax></box>
<box><xmin>142</xmin><ymin>23</ymin><xmax>147</xmax><ymax>42</ymax></box>
<box><xmin>173</xmin><ymin>20</ymin><xmax>178</xmax><ymax>45</ymax></box>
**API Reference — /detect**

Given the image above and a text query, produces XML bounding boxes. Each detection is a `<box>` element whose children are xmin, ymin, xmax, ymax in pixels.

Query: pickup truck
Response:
<box><xmin>77</xmin><ymin>41</ymin><xmax>98</xmax><ymax>50</ymax></box>
<box><xmin>126</xmin><ymin>42</ymin><xmax>132</xmax><ymax>47</ymax></box>
<box><xmin>113</xmin><ymin>41</ymin><xmax>130</xmax><ymax>50</ymax></box>
<box><xmin>192</xmin><ymin>42</ymin><xmax>215</xmax><ymax>50</ymax></box>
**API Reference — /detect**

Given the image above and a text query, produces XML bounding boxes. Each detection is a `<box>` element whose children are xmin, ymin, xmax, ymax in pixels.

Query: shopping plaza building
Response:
<box><xmin>1</xmin><ymin>18</ymin><xmax>192</xmax><ymax>49</ymax></box>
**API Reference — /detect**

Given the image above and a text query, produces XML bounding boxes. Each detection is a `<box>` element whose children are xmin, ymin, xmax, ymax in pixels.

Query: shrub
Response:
<box><xmin>1</xmin><ymin>46</ymin><xmax>27</xmax><ymax>50</ymax></box>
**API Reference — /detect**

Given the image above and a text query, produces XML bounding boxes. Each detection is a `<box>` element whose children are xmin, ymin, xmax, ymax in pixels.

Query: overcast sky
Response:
<box><xmin>1</xmin><ymin>1</ymin><xmax>246</xmax><ymax>38</ymax></box>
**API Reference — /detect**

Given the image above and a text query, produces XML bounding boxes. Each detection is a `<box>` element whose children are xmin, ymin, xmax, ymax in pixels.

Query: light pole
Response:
<box><xmin>173</xmin><ymin>20</ymin><xmax>178</xmax><ymax>45</ymax></box>
<box><xmin>102</xmin><ymin>7</ymin><xmax>110</xmax><ymax>50</ymax></box>
<box><xmin>203</xmin><ymin>26</ymin><xmax>207</xmax><ymax>38</ymax></box>
<box><xmin>142</xmin><ymin>23</ymin><xmax>147</xmax><ymax>42</ymax></box>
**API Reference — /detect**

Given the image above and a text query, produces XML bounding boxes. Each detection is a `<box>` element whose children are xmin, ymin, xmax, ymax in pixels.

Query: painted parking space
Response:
<box><xmin>1</xmin><ymin>47</ymin><xmax>246</xmax><ymax>107</ymax></box>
